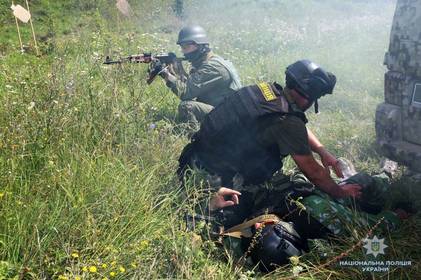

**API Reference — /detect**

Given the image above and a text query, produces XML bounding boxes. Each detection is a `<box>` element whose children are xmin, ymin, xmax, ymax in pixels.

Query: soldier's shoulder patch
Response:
<box><xmin>257</xmin><ymin>82</ymin><xmax>276</xmax><ymax>101</ymax></box>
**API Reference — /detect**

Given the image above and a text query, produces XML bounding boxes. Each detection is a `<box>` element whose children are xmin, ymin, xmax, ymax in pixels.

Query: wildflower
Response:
<box><xmin>89</xmin><ymin>266</ymin><xmax>97</xmax><ymax>273</ymax></box>
<box><xmin>118</xmin><ymin>266</ymin><xmax>125</xmax><ymax>273</ymax></box>
<box><xmin>101</xmin><ymin>263</ymin><xmax>108</xmax><ymax>269</ymax></box>
<box><xmin>110</xmin><ymin>271</ymin><xmax>116</xmax><ymax>277</ymax></box>
<box><xmin>58</xmin><ymin>275</ymin><xmax>68</xmax><ymax>280</ymax></box>
<box><xmin>289</xmin><ymin>256</ymin><xmax>300</xmax><ymax>266</ymax></box>
<box><xmin>0</xmin><ymin>192</ymin><xmax>4</xmax><ymax>199</ymax></box>
<box><xmin>82</xmin><ymin>266</ymin><xmax>88</xmax><ymax>272</ymax></box>
<box><xmin>140</xmin><ymin>240</ymin><xmax>149</xmax><ymax>249</ymax></box>
<box><xmin>75</xmin><ymin>277</ymin><xmax>81</xmax><ymax>280</ymax></box>
<box><xmin>292</xmin><ymin>265</ymin><xmax>303</xmax><ymax>277</ymax></box>
<box><xmin>71</xmin><ymin>252</ymin><xmax>79</xmax><ymax>258</ymax></box>
<box><xmin>149</xmin><ymin>123</ymin><xmax>156</xmax><ymax>130</ymax></box>
<box><xmin>27</xmin><ymin>102</ymin><xmax>35</xmax><ymax>110</ymax></box>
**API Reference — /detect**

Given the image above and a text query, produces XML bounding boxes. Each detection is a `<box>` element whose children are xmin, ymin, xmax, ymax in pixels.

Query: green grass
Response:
<box><xmin>0</xmin><ymin>0</ymin><xmax>420</xmax><ymax>279</ymax></box>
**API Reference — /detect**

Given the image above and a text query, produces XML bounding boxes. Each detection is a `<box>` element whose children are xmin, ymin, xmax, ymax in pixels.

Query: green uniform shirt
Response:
<box><xmin>169</xmin><ymin>53</ymin><xmax>242</xmax><ymax>107</ymax></box>
<box><xmin>256</xmin><ymin>114</ymin><xmax>312</xmax><ymax>156</ymax></box>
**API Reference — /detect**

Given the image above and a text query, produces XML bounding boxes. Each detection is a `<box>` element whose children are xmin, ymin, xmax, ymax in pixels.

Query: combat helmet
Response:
<box><xmin>285</xmin><ymin>60</ymin><xmax>336</xmax><ymax>113</ymax></box>
<box><xmin>177</xmin><ymin>25</ymin><xmax>209</xmax><ymax>45</ymax></box>
<box><xmin>249</xmin><ymin>221</ymin><xmax>307</xmax><ymax>272</ymax></box>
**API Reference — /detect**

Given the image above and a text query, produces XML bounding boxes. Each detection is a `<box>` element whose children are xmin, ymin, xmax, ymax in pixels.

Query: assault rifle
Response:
<box><xmin>104</xmin><ymin>52</ymin><xmax>185</xmax><ymax>84</ymax></box>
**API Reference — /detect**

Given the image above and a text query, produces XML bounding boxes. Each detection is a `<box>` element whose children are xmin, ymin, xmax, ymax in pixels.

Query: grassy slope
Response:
<box><xmin>0</xmin><ymin>0</ymin><xmax>420</xmax><ymax>279</ymax></box>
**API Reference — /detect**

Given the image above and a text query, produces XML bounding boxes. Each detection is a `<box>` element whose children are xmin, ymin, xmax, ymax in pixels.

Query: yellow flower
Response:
<box><xmin>139</xmin><ymin>240</ymin><xmax>149</xmax><ymax>250</ymax></box>
<box><xmin>118</xmin><ymin>266</ymin><xmax>125</xmax><ymax>273</ymax></box>
<box><xmin>75</xmin><ymin>277</ymin><xmax>81</xmax><ymax>280</ymax></box>
<box><xmin>82</xmin><ymin>266</ymin><xmax>88</xmax><ymax>272</ymax></box>
<box><xmin>101</xmin><ymin>263</ymin><xmax>108</xmax><ymax>269</ymax></box>
<box><xmin>58</xmin><ymin>275</ymin><xmax>68</xmax><ymax>280</ymax></box>
<box><xmin>109</xmin><ymin>271</ymin><xmax>116</xmax><ymax>277</ymax></box>
<box><xmin>102</xmin><ymin>278</ymin><xmax>109</xmax><ymax>280</ymax></box>
<box><xmin>71</xmin><ymin>252</ymin><xmax>79</xmax><ymax>258</ymax></box>
<box><xmin>89</xmin><ymin>266</ymin><xmax>97</xmax><ymax>273</ymax></box>
<box><xmin>0</xmin><ymin>192</ymin><xmax>4</xmax><ymax>199</ymax></box>
<box><xmin>289</xmin><ymin>256</ymin><xmax>300</xmax><ymax>266</ymax></box>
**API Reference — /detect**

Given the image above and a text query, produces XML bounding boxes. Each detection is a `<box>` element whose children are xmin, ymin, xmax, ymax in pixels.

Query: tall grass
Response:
<box><xmin>0</xmin><ymin>0</ymin><xmax>420</xmax><ymax>279</ymax></box>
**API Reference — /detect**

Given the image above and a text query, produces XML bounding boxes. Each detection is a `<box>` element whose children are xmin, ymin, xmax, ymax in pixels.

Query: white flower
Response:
<box><xmin>292</xmin><ymin>265</ymin><xmax>303</xmax><ymax>276</ymax></box>
<box><xmin>27</xmin><ymin>102</ymin><xmax>35</xmax><ymax>110</ymax></box>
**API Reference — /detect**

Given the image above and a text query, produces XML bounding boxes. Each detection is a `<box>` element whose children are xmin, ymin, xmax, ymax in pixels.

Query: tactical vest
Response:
<box><xmin>208</xmin><ymin>55</ymin><xmax>242</xmax><ymax>91</ymax></box>
<box><xmin>181</xmin><ymin>82</ymin><xmax>307</xmax><ymax>186</ymax></box>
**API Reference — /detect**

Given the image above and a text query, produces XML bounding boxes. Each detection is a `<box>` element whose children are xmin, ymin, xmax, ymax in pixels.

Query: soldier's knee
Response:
<box><xmin>178</xmin><ymin>100</ymin><xmax>194</xmax><ymax>113</ymax></box>
<box><xmin>178</xmin><ymin>101</ymin><xmax>194</xmax><ymax>117</ymax></box>
<box><xmin>178</xmin><ymin>101</ymin><xmax>198</xmax><ymax>123</ymax></box>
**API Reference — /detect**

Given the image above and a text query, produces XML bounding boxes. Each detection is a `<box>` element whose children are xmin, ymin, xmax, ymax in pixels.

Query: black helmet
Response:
<box><xmin>285</xmin><ymin>60</ymin><xmax>336</xmax><ymax>113</ymax></box>
<box><xmin>249</xmin><ymin>221</ymin><xmax>307</xmax><ymax>272</ymax></box>
<box><xmin>177</xmin><ymin>25</ymin><xmax>209</xmax><ymax>45</ymax></box>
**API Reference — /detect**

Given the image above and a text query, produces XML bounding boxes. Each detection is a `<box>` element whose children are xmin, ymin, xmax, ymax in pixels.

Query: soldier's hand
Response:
<box><xmin>209</xmin><ymin>187</ymin><xmax>241</xmax><ymax>211</ymax></box>
<box><xmin>338</xmin><ymin>183</ymin><xmax>362</xmax><ymax>199</ymax></box>
<box><xmin>148</xmin><ymin>60</ymin><xmax>163</xmax><ymax>75</ymax></box>
<box><xmin>172</xmin><ymin>60</ymin><xmax>188</xmax><ymax>80</ymax></box>
<box><xmin>167</xmin><ymin>63</ymin><xmax>177</xmax><ymax>76</ymax></box>
<box><xmin>319</xmin><ymin>150</ymin><xmax>343</xmax><ymax>178</ymax></box>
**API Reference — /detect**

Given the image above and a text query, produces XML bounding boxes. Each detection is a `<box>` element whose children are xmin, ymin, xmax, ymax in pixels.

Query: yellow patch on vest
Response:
<box><xmin>257</xmin><ymin>82</ymin><xmax>276</xmax><ymax>101</ymax></box>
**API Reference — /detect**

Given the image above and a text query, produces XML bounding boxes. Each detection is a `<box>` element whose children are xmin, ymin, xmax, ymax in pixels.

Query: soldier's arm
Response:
<box><xmin>307</xmin><ymin>128</ymin><xmax>343</xmax><ymax>178</ymax></box>
<box><xmin>160</xmin><ymin>69</ymin><xmax>187</xmax><ymax>96</ymax></box>
<box><xmin>163</xmin><ymin>72</ymin><xmax>188</xmax><ymax>96</ymax></box>
<box><xmin>292</xmin><ymin>154</ymin><xmax>361</xmax><ymax>198</ymax></box>
<box><xmin>177</xmin><ymin>63</ymin><xmax>231</xmax><ymax>100</ymax></box>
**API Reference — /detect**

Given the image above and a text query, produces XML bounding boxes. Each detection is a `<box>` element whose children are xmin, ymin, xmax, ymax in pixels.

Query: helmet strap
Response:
<box><xmin>314</xmin><ymin>99</ymin><xmax>319</xmax><ymax>114</ymax></box>
<box><xmin>284</xmin><ymin>87</ymin><xmax>306</xmax><ymax>114</ymax></box>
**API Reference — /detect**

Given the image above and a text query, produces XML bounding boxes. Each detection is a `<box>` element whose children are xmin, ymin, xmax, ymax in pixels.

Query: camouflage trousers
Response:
<box><xmin>178</xmin><ymin>100</ymin><xmax>214</xmax><ymax>126</ymax></box>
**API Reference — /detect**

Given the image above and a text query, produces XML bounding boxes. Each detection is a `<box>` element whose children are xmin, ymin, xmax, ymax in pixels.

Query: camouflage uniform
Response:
<box><xmin>214</xmin><ymin>172</ymin><xmax>400</xmax><ymax>248</ymax></box>
<box><xmin>190</xmin><ymin>171</ymin><xmax>400</xmax><ymax>261</ymax></box>
<box><xmin>302</xmin><ymin>172</ymin><xmax>400</xmax><ymax>235</ymax></box>
<box><xmin>166</xmin><ymin>52</ymin><xmax>242</xmax><ymax>125</ymax></box>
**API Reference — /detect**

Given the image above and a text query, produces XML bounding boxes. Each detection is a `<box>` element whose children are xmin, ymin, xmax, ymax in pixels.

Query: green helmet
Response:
<box><xmin>177</xmin><ymin>25</ymin><xmax>209</xmax><ymax>45</ymax></box>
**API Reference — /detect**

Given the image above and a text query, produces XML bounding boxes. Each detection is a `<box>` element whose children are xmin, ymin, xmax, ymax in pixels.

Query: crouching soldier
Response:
<box><xmin>178</xmin><ymin>59</ymin><xmax>361</xmax><ymax>199</ymax></box>
<box><xmin>158</xmin><ymin>25</ymin><xmax>242</xmax><ymax>126</ymax></box>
